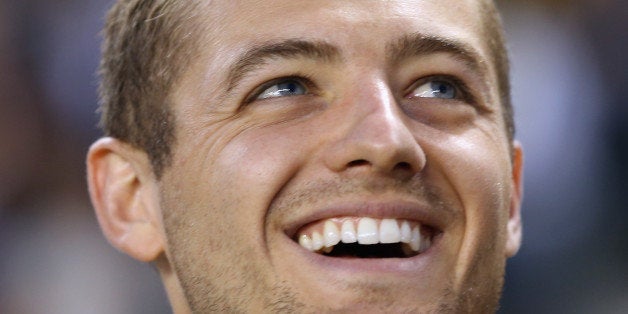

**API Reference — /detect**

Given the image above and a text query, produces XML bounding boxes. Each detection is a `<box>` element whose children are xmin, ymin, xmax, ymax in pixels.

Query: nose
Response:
<box><xmin>323</xmin><ymin>81</ymin><xmax>426</xmax><ymax>179</ymax></box>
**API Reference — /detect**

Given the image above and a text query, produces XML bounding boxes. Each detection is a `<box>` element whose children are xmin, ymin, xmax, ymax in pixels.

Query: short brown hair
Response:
<box><xmin>480</xmin><ymin>0</ymin><xmax>514</xmax><ymax>143</ymax></box>
<box><xmin>98</xmin><ymin>0</ymin><xmax>203</xmax><ymax>177</ymax></box>
<box><xmin>98</xmin><ymin>0</ymin><xmax>513</xmax><ymax>178</ymax></box>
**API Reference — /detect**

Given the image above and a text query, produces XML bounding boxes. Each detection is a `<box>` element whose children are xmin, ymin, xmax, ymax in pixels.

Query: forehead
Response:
<box><xmin>177</xmin><ymin>0</ymin><xmax>493</xmax><ymax>103</ymax></box>
<box><xmin>206</xmin><ymin>0</ymin><xmax>484</xmax><ymax>47</ymax></box>
<box><xmin>197</xmin><ymin>0</ymin><xmax>486</xmax><ymax>61</ymax></box>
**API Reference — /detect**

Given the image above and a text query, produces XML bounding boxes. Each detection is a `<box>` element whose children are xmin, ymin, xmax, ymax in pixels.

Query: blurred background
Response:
<box><xmin>0</xmin><ymin>0</ymin><xmax>626</xmax><ymax>313</ymax></box>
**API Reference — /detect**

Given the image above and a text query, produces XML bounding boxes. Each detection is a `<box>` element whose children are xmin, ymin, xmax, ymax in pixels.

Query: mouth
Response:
<box><xmin>293</xmin><ymin>217</ymin><xmax>438</xmax><ymax>259</ymax></box>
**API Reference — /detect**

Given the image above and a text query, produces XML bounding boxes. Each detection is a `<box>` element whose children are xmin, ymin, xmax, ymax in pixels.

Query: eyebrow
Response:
<box><xmin>387</xmin><ymin>33</ymin><xmax>487</xmax><ymax>76</ymax></box>
<box><xmin>225</xmin><ymin>39</ymin><xmax>341</xmax><ymax>92</ymax></box>
<box><xmin>223</xmin><ymin>34</ymin><xmax>488</xmax><ymax>97</ymax></box>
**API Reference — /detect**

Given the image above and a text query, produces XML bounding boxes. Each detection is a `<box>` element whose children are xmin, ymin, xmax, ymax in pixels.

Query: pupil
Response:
<box><xmin>435</xmin><ymin>82</ymin><xmax>447</xmax><ymax>94</ymax></box>
<box><xmin>431</xmin><ymin>81</ymin><xmax>453</xmax><ymax>98</ymax></box>
<box><xmin>280</xmin><ymin>82</ymin><xmax>297</xmax><ymax>94</ymax></box>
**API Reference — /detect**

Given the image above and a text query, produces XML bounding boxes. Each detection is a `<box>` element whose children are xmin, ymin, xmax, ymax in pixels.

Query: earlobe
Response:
<box><xmin>505</xmin><ymin>141</ymin><xmax>524</xmax><ymax>257</ymax></box>
<box><xmin>87</xmin><ymin>137</ymin><xmax>164</xmax><ymax>262</ymax></box>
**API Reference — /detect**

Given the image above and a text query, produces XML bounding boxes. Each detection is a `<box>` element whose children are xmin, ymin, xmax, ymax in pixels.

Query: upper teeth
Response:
<box><xmin>297</xmin><ymin>217</ymin><xmax>430</xmax><ymax>254</ymax></box>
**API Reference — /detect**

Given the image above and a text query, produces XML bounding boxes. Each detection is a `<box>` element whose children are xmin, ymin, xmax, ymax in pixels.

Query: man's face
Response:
<box><xmin>158</xmin><ymin>0</ymin><xmax>522</xmax><ymax>312</ymax></box>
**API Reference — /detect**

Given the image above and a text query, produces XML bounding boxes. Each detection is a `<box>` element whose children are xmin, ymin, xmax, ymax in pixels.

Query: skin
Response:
<box><xmin>88</xmin><ymin>0</ymin><xmax>523</xmax><ymax>313</ymax></box>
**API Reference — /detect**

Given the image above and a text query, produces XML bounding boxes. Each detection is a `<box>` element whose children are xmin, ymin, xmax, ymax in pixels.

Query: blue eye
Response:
<box><xmin>256</xmin><ymin>79</ymin><xmax>307</xmax><ymax>100</ymax></box>
<box><xmin>410</xmin><ymin>80</ymin><xmax>456</xmax><ymax>99</ymax></box>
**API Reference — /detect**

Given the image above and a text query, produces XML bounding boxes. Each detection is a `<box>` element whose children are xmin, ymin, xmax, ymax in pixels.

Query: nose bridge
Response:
<box><xmin>351</xmin><ymin>80</ymin><xmax>406</xmax><ymax>146</ymax></box>
<box><xmin>324</xmin><ymin>78</ymin><xmax>426</xmax><ymax>175</ymax></box>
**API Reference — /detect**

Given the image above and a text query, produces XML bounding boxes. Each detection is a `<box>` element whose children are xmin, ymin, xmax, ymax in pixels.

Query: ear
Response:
<box><xmin>87</xmin><ymin>137</ymin><xmax>164</xmax><ymax>262</ymax></box>
<box><xmin>505</xmin><ymin>141</ymin><xmax>524</xmax><ymax>257</ymax></box>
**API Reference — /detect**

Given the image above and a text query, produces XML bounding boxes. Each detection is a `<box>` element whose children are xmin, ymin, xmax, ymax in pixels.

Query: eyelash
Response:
<box><xmin>406</xmin><ymin>74</ymin><xmax>475</xmax><ymax>103</ymax></box>
<box><xmin>244</xmin><ymin>75</ymin><xmax>315</xmax><ymax>104</ymax></box>
<box><xmin>244</xmin><ymin>74</ymin><xmax>475</xmax><ymax>105</ymax></box>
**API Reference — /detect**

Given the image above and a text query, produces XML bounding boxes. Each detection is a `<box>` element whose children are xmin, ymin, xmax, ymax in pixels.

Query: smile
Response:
<box><xmin>295</xmin><ymin>217</ymin><xmax>436</xmax><ymax>259</ymax></box>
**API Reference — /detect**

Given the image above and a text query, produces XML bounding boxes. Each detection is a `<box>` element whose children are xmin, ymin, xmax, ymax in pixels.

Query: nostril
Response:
<box><xmin>391</xmin><ymin>162</ymin><xmax>417</xmax><ymax>180</ymax></box>
<box><xmin>395</xmin><ymin>162</ymin><xmax>412</xmax><ymax>171</ymax></box>
<box><xmin>346</xmin><ymin>160</ymin><xmax>415</xmax><ymax>173</ymax></box>
<box><xmin>347</xmin><ymin>159</ymin><xmax>369</xmax><ymax>167</ymax></box>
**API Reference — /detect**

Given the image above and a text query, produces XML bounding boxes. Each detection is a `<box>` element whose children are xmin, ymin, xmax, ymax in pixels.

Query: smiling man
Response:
<box><xmin>87</xmin><ymin>0</ymin><xmax>523</xmax><ymax>312</ymax></box>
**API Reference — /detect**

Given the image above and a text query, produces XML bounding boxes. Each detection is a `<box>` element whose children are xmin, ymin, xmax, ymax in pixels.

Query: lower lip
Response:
<box><xmin>283</xmin><ymin>234</ymin><xmax>440</xmax><ymax>276</ymax></box>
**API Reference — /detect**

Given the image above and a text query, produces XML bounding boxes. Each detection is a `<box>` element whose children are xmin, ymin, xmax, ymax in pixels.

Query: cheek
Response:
<box><xmin>426</xmin><ymin>131</ymin><xmax>512</xmax><ymax>286</ymax></box>
<box><xmin>159</xmin><ymin>125</ymin><xmax>310</xmax><ymax>295</ymax></box>
<box><xmin>448</xmin><ymin>133</ymin><xmax>510</xmax><ymax>232</ymax></box>
<box><xmin>202</xmin><ymin>123</ymin><xmax>315</xmax><ymax>231</ymax></box>
<box><xmin>430</xmin><ymin>127</ymin><xmax>511</xmax><ymax>217</ymax></box>
<box><xmin>215</xmin><ymin>127</ymin><xmax>308</xmax><ymax>195</ymax></box>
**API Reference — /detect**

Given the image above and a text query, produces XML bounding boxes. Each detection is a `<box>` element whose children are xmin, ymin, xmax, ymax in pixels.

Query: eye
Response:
<box><xmin>408</xmin><ymin>79</ymin><xmax>457</xmax><ymax>99</ymax></box>
<box><xmin>256</xmin><ymin>79</ymin><xmax>307</xmax><ymax>100</ymax></box>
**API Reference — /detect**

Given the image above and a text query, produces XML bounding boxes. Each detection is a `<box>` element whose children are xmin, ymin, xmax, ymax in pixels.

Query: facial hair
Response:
<box><xmin>161</xmin><ymin>174</ymin><xmax>505</xmax><ymax>313</ymax></box>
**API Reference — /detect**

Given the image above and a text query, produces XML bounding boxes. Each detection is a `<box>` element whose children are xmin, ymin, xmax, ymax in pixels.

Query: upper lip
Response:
<box><xmin>283</xmin><ymin>197</ymin><xmax>451</xmax><ymax>240</ymax></box>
